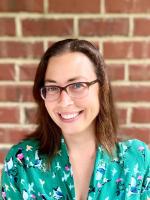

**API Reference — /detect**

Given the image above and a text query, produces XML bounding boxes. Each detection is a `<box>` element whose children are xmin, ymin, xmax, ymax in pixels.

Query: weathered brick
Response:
<box><xmin>131</xmin><ymin>108</ymin><xmax>150</xmax><ymax>123</ymax></box>
<box><xmin>0</xmin><ymin>64</ymin><xmax>15</xmax><ymax>80</ymax></box>
<box><xmin>0</xmin><ymin>85</ymin><xmax>34</xmax><ymax>102</ymax></box>
<box><xmin>129</xmin><ymin>64</ymin><xmax>150</xmax><ymax>81</ymax></box>
<box><xmin>19</xmin><ymin>64</ymin><xmax>37</xmax><ymax>81</ymax></box>
<box><xmin>48</xmin><ymin>0</ymin><xmax>100</xmax><ymax>13</ymax></box>
<box><xmin>0</xmin><ymin>41</ymin><xmax>43</xmax><ymax>58</ymax></box>
<box><xmin>134</xmin><ymin>18</ymin><xmax>150</xmax><ymax>36</ymax></box>
<box><xmin>106</xmin><ymin>64</ymin><xmax>125</xmax><ymax>81</ymax></box>
<box><xmin>79</xmin><ymin>18</ymin><xmax>129</xmax><ymax>36</ymax></box>
<box><xmin>0</xmin><ymin>85</ymin><xmax>18</xmax><ymax>102</ymax></box>
<box><xmin>18</xmin><ymin>85</ymin><xmax>34</xmax><ymax>102</ymax></box>
<box><xmin>0</xmin><ymin>18</ymin><xmax>15</xmax><ymax>36</ymax></box>
<box><xmin>0</xmin><ymin>0</ymin><xmax>44</xmax><ymax>12</ymax></box>
<box><xmin>113</xmin><ymin>86</ymin><xmax>150</xmax><ymax>102</ymax></box>
<box><xmin>0</xmin><ymin>149</ymin><xmax>9</xmax><ymax>163</ymax></box>
<box><xmin>0</xmin><ymin>107</ymin><xmax>20</xmax><ymax>123</ymax></box>
<box><xmin>0</xmin><ymin>127</ymin><xmax>30</xmax><ymax>143</ymax></box>
<box><xmin>104</xmin><ymin>41</ymin><xmax>150</xmax><ymax>59</ymax></box>
<box><xmin>24</xmin><ymin>107</ymin><xmax>37</xmax><ymax>124</ymax></box>
<box><xmin>119</xmin><ymin>127</ymin><xmax>150</xmax><ymax>144</ymax></box>
<box><xmin>105</xmin><ymin>0</ymin><xmax>150</xmax><ymax>13</ymax></box>
<box><xmin>117</xmin><ymin>108</ymin><xmax>127</xmax><ymax>125</ymax></box>
<box><xmin>22</xmin><ymin>19</ymin><xmax>73</xmax><ymax>36</ymax></box>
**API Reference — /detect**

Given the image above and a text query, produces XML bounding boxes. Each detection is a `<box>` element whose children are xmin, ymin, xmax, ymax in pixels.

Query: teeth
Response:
<box><xmin>60</xmin><ymin>113</ymin><xmax>79</xmax><ymax>119</ymax></box>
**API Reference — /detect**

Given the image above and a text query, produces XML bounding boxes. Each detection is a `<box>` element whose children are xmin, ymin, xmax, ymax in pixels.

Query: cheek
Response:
<box><xmin>76</xmin><ymin>89</ymin><xmax>100</xmax><ymax>108</ymax></box>
<box><xmin>90</xmin><ymin>90</ymin><xmax>100</xmax><ymax>112</ymax></box>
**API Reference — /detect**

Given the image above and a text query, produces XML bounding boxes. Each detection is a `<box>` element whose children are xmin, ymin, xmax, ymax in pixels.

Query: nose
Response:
<box><xmin>58</xmin><ymin>90</ymin><xmax>73</xmax><ymax>106</ymax></box>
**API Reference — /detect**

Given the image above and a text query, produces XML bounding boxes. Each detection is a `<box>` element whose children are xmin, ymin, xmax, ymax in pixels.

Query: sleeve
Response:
<box><xmin>140</xmin><ymin>142</ymin><xmax>150</xmax><ymax>200</ymax></box>
<box><xmin>0</xmin><ymin>146</ymin><xmax>22</xmax><ymax>200</ymax></box>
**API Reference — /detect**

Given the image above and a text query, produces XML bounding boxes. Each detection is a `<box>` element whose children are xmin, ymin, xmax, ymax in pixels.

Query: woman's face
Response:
<box><xmin>44</xmin><ymin>52</ymin><xmax>100</xmax><ymax>137</ymax></box>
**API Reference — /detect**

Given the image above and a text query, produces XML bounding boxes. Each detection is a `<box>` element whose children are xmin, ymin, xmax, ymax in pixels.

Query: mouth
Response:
<box><xmin>58</xmin><ymin>111</ymin><xmax>83</xmax><ymax>122</ymax></box>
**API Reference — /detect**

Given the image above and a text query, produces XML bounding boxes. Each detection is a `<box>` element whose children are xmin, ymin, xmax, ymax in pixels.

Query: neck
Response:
<box><xmin>63</xmin><ymin>131</ymin><xmax>96</xmax><ymax>156</ymax></box>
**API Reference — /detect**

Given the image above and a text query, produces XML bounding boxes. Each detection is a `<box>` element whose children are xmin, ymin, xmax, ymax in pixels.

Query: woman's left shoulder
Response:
<box><xmin>119</xmin><ymin>139</ymin><xmax>149</xmax><ymax>149</ymax></box>
<box><xmin>117</xmin><ymin>139</ymin><xmax>150</xmax><ymax>167</ymax></box>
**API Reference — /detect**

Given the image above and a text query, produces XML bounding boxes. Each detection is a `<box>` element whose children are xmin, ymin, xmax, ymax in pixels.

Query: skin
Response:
<box><xmin>44</xmin><ymin>52</ymin><xmax>100</xmax><ymax>199</ymax></box>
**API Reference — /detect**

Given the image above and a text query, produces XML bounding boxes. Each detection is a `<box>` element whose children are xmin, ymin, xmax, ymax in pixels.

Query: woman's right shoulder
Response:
<box><xmin>4</xmin><ymin>138</ymin><xmax>40</xmax><ymax>162</ymax></box>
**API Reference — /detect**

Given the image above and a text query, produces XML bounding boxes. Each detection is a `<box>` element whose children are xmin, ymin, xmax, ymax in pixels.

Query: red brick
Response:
<box><xmin>134</xmin><ymin>19</ymin><xmax>150</xmax><ymax>36</ymax></box>
<box><xmin>0</xmin><ymin>18</ymin><xmax>15</xmax><ymax>36</ymax></box>
<box><xmin>129</xmin><ymin>64</ymin><xmax>150</xmax><ymax>81</ymax></box>
<box><xmin>106</xmin><ymin>64</ymin><xmax>125</xmax><ymax>81</ymax></box>
<box><xmin>105</xmin><ymin>0</ymin><xmax>150</xmax><ymax>13</ymax></box>
<box><xmin>24</xmin><ymin>107</ymin><xmax>37</xmax><ymax>124</ymax></box>
<box><xmin>113</xmin><ymin>86</ymin><xmax>150</xmax><ymax>102</ymax></box>
<box><xmin>79</xmin><ymin>18</ymin><xmax>129</xmax><ymax>36</ymax></box>
<box><xmin>22</xmin><ymin>19</ymin><xmax>73</xmax><ymax>36</ymax></box>
<box><xmin>0</xmin><ymin>149</ymin><xmax>9</xmax><ymax>163</ymax></box>
<box><xmin>104</xmin><ymin>41</ymin><xmax>150</xmax><ymax>59</ymax></box>
<box><xmin>0</xmin><ymin>127</ymin><xmax>30</xmax><ymax>143</ymax></box>
<box><xmin>131</xmin><ymin>108</ymin><xmax>150</xmax><ymax>123</ymax></box>
<box><xmin>0</xmin><ymin>107</ymin><xmax>19</xmax><ymax>123</ymax></box>
<box><xmin>117</xmin><ymin>108</ymin><xmax>127</xmax><ymax>125</ymax></box>
<box><xmin>18</xmin><ymin>85</ymin><xmax>34</xmax><ymax>102</ymax></box>
<box><xmin>0</xmin><ymin>85</ymin><xmax>18</xmax><ymax>102</ymax></box>
<box><xmin>0</xmin><ymin>41</ymin><xmax>43</xmax><ymax>58</ymax></box>
<box><xmin>48</xmin><ymin>0</ymin><xmax>100</xmax><ymax>13</ymax></box>
<box><xmin>0</xmin><ymin>64</ymin><xmax>15</xmax><ymax>80</ymax></box>
<box><xmin>19</xmin><ymin>64</ymin><xmax>37</xmax><ymax>81</ymax></box>
<box><xmin>119</xmin><ymin>127</ymin><xmax>150</xmax><ymax>144</ymax></box>
<box><xmin>0</xmin><ymin>85</ymin><xmax>34</xmax><ymax>102</ymax></box>
<box><xmin>0</xmin><ymin>0</ymin><xmax>44</xmax><ymax>12</ymax></box>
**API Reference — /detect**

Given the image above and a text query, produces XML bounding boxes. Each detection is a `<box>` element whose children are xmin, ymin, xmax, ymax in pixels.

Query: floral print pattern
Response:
<box><xmin>1</xmin><ymin>138</ymin><xmax>150</xmax><ymax>200</ymax></box>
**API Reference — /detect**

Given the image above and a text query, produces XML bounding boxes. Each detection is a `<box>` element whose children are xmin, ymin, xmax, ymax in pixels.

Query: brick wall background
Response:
<box><xmin>0</xmin><ymin>0</ymin><xmax>150</xmax><ymax>172</ymax></box>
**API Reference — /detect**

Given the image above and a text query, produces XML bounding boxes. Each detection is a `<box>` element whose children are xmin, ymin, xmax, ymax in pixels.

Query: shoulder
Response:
<box><xmin>4</xmin><ymin>139</ymin><xmax>40</xmax><ymax>165</ymax></box>
<box><xmin>116</xmin><ymin>139</ymin><xmax>150</xmax><ymax>168</ymax></box>
<box><xmin>118</xmin><ymin>138</ymin><xmax>149</xmax><ymax>149</ymax></box>
<box><xmin>117</xmin><ymin>139</ymin><xmax>150</xmax><ymax>154</ymax></box>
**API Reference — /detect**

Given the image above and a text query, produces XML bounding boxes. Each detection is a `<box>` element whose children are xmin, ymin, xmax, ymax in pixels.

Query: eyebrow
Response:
<box><xmin>45</xmin><ymin>76</ymin><xmax>85</xmax><ymax>83</ymax></box>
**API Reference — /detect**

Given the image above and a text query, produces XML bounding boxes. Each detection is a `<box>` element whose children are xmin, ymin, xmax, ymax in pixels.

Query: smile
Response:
<box><xmin>58</xmin><ymin>111</ymin><xmax>83</xmax><ymax>121</ymax></box>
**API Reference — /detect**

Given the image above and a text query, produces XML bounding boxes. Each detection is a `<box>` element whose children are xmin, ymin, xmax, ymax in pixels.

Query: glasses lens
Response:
<box><xmin>40</xmin><ymin>82</ymin><xmax>90</xmax><ymax>101</ymax></box>
<box><xmin>41</xmin><ymin>86</ymin><xmax>60</xmax><ymax>101</ymax></box>
<box><xmin>68</xmin><ymin>82</ymin><xmax>88</xmax><ymax>98</ymax></box>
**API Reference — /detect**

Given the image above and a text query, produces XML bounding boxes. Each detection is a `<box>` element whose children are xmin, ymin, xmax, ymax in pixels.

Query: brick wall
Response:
<box><xmin>0</xmin><ymin>0</ymin><xmax>150</xmax><ymax>172</ymax></box>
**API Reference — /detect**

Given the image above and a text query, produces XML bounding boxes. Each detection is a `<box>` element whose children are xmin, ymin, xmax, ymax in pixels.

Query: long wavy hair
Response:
<box><xmin>26</xmin><ymin>39</ymin><xmax>118</xmax><ymax>158</ymax></box>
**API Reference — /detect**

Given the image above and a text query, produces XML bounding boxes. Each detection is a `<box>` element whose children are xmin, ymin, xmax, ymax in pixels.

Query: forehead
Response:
<box><xmin>45</xmin><ymin>52</ymin><xmax>96</xmax><ymax>82</ymax></box>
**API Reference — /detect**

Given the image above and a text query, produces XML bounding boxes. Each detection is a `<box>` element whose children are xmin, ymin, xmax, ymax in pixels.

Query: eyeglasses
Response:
<box><xmin>40</xmin><ymin>79</ymin><xmax>99</xmax><ymax>101</ymax></box>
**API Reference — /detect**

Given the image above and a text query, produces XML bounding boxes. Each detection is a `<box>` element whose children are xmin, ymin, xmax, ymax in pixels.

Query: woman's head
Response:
<box><xmin>31</xmin><ymin>39</ymin><xmax>118</xmax><ymax>156</ymax></box>
<box><xmin>43</xmin><ymin>51</ymin><xmax>100</xmax><ymax>142</ymax></box>
<box><xmin>33</xmin><ymin>39</ymin><xmax>106</xmax><ymax>101</ymax></box>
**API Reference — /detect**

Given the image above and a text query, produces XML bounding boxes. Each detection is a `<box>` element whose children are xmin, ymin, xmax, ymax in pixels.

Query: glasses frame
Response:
<box><xmin>40</xmin><ymin>79</ymin><xmax>99</xmax><ymax>101</ymax></box>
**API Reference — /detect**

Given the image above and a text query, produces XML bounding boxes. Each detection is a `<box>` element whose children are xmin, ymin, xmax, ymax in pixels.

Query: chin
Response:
<box><xmin>61</xmin><ymin>127</ymin><xmax>82</xmax><ymax>136</ymax></box>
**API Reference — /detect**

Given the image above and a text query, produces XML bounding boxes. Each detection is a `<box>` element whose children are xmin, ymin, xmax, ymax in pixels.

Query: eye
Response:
<box><xmin>46</xmin><ymin>86</ymin><xmax>60</xmax><ymax>93</ymax></box>
<box><xmin>70</xmin><ymin>82</ymin><xmax>86</xmax><ymax>90</ymax></box>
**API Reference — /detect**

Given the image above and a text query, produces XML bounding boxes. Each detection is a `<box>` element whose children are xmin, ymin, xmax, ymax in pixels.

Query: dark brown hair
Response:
<box><xmin>27</xmin><ymin>39</ymin><xmax>118</xmax><ymax>157</ymax></box>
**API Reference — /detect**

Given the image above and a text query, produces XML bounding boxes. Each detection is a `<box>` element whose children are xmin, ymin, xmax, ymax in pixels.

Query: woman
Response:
<box><xmin>1</xmin><ymin>39</ymin><xmax>150</xmax><ymax>200</ymax></box>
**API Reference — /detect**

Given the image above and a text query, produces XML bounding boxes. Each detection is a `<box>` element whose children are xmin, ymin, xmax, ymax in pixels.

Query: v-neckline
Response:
<box><xmin>57</xmin><ymin>138</ymin><xmax>104</xmax><ymax>199</ymax></box>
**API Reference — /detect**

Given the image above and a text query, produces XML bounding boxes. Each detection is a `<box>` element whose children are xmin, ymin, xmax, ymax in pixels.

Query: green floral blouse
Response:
<box><xmin>1</xmin><ymin>138</ymin><xmax>150</xmax><ymax>200</ymax></box>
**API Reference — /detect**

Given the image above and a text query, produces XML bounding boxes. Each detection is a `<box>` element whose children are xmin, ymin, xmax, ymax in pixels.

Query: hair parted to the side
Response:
<box><xmin>26</xmin><ymin>39</ymin><xmax>118</xmax><ymax>158</ymax></box>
